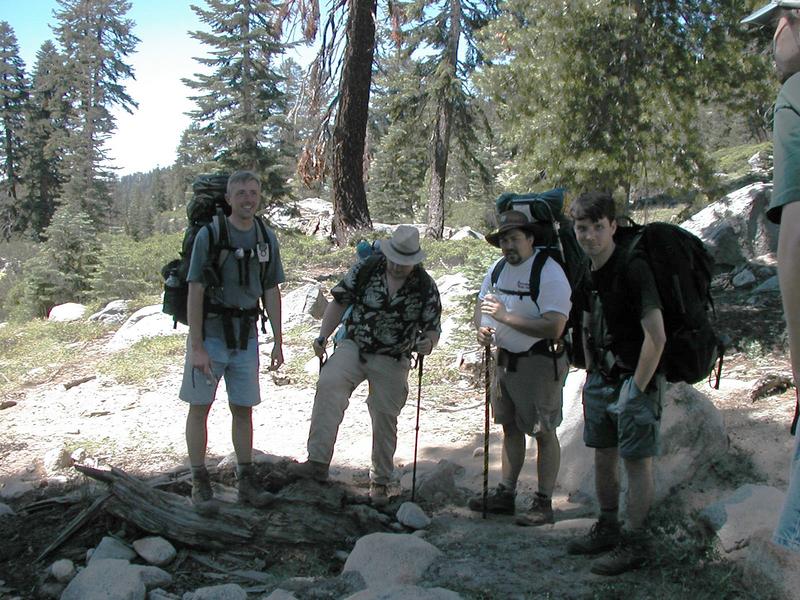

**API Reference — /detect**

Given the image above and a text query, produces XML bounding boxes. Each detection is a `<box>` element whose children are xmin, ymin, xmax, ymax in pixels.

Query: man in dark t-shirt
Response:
<box><xmin>566</xmin><ymin>192</ymin><xmax>666</xmax><ymax>576</ymax></box>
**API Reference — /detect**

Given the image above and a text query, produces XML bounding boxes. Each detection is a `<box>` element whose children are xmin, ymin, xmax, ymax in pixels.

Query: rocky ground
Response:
<box><xmin>0</xmin><ymin>277</ymin><xmax>797</xmax><ymax>599</ymax></box>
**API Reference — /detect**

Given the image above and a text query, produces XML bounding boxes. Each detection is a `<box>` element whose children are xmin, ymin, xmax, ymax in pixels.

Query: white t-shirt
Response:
<box><xmin>478</xmin><ymin>252</ymin><xmax>572</xmax><ymax>353</ymax></box>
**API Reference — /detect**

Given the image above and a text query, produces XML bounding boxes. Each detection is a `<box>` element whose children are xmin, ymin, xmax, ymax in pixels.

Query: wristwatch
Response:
<box><xmin>315</xmin><ymin>335</ymin><xmax>327</xmax><ymax>346</ymax></box>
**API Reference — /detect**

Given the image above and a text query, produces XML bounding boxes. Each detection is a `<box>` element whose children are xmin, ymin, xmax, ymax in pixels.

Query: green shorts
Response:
<box><xmin>582</xmin><ymin>371</ymin><xmax>663</xmax><ymax>459</ymax></box>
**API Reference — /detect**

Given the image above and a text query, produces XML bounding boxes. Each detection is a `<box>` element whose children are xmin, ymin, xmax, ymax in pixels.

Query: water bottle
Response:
<box><xmin>480</xmin><ymin>285</ymin><xmax>498</xmax><ymax>332</ymax></box>
<box><xmin>165</xmin><ymin>271</ymin><xmax>180</xmax><ymax>288</ymax></box>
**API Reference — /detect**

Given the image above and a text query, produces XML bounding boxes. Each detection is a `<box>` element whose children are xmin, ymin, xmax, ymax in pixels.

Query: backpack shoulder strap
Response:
<box><xmin>490</xmin><ymin>258</ymin><xmax>507</xmax><ymax>287</ymax></box>
<box><xmin>528</xmin><ymin>250</ymin><xmax>550</xmax><ymax>308</ymax></box>
<box><xmin>354</xmin><ymin>254</ymin><xmax>384</xmax><ymax>297</ymax></box>
<box><xmin>254</xmin><ymin>216</ymin><xmax>271</xmax><ymax>286</ymax></box>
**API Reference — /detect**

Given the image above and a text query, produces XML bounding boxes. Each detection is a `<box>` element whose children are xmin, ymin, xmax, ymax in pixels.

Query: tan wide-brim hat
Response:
<box><xmin>485</xmin><ymin>210</ymin><xmax>540</xmax><ymax>248</ymax></box>
<box><xmin>741</xmin><ymin>0</ymin><xmax>800</xmax><ymax>24</ymax></box>
<box><xmin>382</xmin><ymin>225</ymin><xmax>426</xmax><ymax>265</ymax></box>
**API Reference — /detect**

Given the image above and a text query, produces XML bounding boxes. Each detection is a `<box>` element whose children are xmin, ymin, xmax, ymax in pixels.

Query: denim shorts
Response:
<box><xmin>179</xmin><ymin>335</ymin><xmax>261</xmax><ymax>407</ymax></box>
<box><xmin>774</xmin><ymin>432</ymin><xmax>800</xmax><ymax>552</ymax></box>
<box><xmin>582</xmin><ymin>371</ymin><xmax>663</xmax><ymax>459</ymax></box>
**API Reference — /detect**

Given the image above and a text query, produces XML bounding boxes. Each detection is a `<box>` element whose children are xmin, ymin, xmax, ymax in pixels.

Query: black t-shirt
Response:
<box><xmin>582</xmin><ymin>245</ymin><xmax>662</xmax><ymax>371</ymax></box>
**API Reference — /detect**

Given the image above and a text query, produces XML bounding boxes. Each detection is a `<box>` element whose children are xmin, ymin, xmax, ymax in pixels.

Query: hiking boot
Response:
<box><xmin>236</xmin><ymin>463</ymin><xmax>276</xmax><ymax>508</ymax></box>
<box><xmin>287</xmin><ymin>460</ymin><xmax>329</xmax><ymax>482</ymax></box>
<box><xmin>467</xmin><ymin>483</ymin><xmax>516</xmax><ymax>515</ymax></box>
<box><xmin>515</xmin><ymin>492</ymin><xmax>554</xmax><ymax>526</ymax></box>
<box><xmin>369</xmin><ymin>483</ymin><xmax>390</xmax><ymax>507</ymax></box>
<box><xmin>191</xmin><ymin>465</ymin><xmax>218</xmax><ymax>516</ymax></box>
<box><xmin>566</xmin><ymin>519</ymin><xmax>622</xmax><ymax>555</ymax></box>
<box><xmin>590</xmin><ymin>534</ymin><xmax>649</xmax><ymax>576</ymax></box>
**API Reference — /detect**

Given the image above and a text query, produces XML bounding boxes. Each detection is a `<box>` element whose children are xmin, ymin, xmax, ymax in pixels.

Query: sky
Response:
<box><xmin>0</xmin><ymin>1</ymin><xmax>207</xmax><ymax>175</ymax></box>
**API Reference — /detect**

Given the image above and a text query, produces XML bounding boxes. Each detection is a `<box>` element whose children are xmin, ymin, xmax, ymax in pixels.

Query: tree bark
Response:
<box><xmin>425</xmin><ymin>0</ymin><xmax>461</xmax><ymax>240</ymax></box>
<box><xmin>331</xmin><ymin>0</ymin><xmax>376</xmax><ymax>246</ymax></box>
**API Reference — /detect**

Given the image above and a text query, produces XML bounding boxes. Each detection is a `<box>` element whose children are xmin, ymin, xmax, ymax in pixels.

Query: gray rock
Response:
<box><xmin>148</xmin><ymin>589</ymin><xmax>181</xmax><ymax>600</ymax></box>
<box><xmin>343</xmin><ymin>533</ymin><xmax>443</xmax><ymax>588</ymax></box>
<box><xmin>283</xmin><ymin>284</ymin><xmax>328</xmax><ymax>327</ymax></box>
<box><xmin>752</xmin><ymin>275</ymin><xmax>780</xmax><ymax>294</ymax></box>
<box><xmin>133</xmin><ymin>565</ymin><xmax>172</xmax><ymax>589</ymax></box>
<box><xmin>49</xmin><ymin>558</ymin><xmax>75</xmax><ymax>582</ymax></box>
<box><xmin>37</xmin><ymin>581</ymin><xmax>65</xmax><ymax>598</ymax></box>
<box><xmin>182</xmin><ymin>583</ymin><xmax>247</xmax><ymax>600</ymax></box>
<box><xmin>732</xmin><ymin>269</ymin><xmax>756</xmax><ymax>288</ymax></box>
<box><xmin>89</xmin><ymin>536</ymin><xmax>137</xmax><ymax>563</ymax></box>
<box><xmin>0</xmin><ymin>502</ymin><xmax>14</xmax><ymax>517</ymax></box>
<box><xmin>344</xmin><ymin>586</ymin><xmax>463</xmax><ymax>600</ymax></box>
<box><xmin>396</xmin><ymin>502</ymin><xmax>431</xmax><ymax>530</ymax></box>
<box><xmin>262</xmin><ymin>591</ymin><xmax>298</xmax><ymax>600</ymax></box>
<box><xmin>403</xmin><ymin>459</ymin><xmax>464</xmax><ymax>504</ymax></box>
<box><xmin>0</xmin><ymin>480</ymin><xmax>35</xmax><ymax>500</ymax></box>
<box><xmin>449</xmin><ymin>226</ymin><xmax>483</xmax><ymax>241</ymax></box>
<box><xmin>48</xmin><ymin>303</ymin><xmax>87</xmax><ymax>322</ymax></box>
<box><xmin>89</xmin><ymin>300</ymin><xmax>130</xmax><ymax>324</ymax></box>
<box><xmin>133</xmin><ymin>536</ymin><xmax>176</xmax><ymax>566</ymax></box>
<box><xmin>43</xmin><ymin>445</ymin><xmax>72</xmax><ymax>474</ymax></box>
<box><xmin>61</xmin><ymin>558</ymin><xmax>145</xmax><ymax>600</ymax></box>
<box><xmin>741</xmin><ymin>527</ymin><xmax>800</xmax><ymax>600</ymax></box>
<box><xmin>106</xmin><ymin>305</ymin><xmax>186</xmax><ymax>353</ymax></box>
<box><xmin>698</xmin><ymin>484</ymin><xmax>785</xmax><ymax>553</ymax></box>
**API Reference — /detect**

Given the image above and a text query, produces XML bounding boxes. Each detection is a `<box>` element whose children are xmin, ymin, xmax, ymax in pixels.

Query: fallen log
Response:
<box><xmin>74</xmin><ymin>464</ymin><xmax>387</xmax><ymax>550</ymax></box>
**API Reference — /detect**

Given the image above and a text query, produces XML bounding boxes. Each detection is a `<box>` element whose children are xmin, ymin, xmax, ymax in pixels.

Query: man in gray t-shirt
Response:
<box><xmin>178</xmin><ymin>170</ymin><xmax>285</xmax><ymax>511</ymax></box>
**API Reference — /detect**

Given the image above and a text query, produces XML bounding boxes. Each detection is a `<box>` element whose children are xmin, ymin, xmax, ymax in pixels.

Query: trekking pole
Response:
<box><xmin>411</xmin><ymin>354</ymin><xmax>424</xmax><ymax>503</ymax></box>
<box><xmin>483</xmin><ymin>345</ymin><xmax>491</xmax><ymax>519</ymax></box>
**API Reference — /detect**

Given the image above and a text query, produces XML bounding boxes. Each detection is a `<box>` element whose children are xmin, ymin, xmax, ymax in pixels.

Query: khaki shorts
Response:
<box><xmin>492</xmin><ymin>351</ymin><xmax>568</xmax><ymax>435</ymax></box>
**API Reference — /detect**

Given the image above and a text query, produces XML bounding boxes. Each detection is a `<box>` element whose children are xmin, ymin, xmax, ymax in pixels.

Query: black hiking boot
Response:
<box><xmin>467</xmin><ymin>483</ymin><xmax>516</xmax><ymax>515</ymax></box>
<box><xmin>515</xmin><ymin>492</ymin><xmax>555</xmax><ymax>526</ymax></box>
<box><xmin>590</xmin><ymin>532</ymin><xmax>650</xmax><ymax>576</ymax></box>
<box><xmin>566</xmin><ymin>518</ymin><xmax>622</xmax><ymax>555</ymax></box>
<box><xmin>191</xmin><ymin>465</ymin><xmax>218</xmax><ymax>516</ymax></box>
<box><xmin>236</xmin><ymin>463</ymin><xmax>276</xmax><ymax>508</ymax></box>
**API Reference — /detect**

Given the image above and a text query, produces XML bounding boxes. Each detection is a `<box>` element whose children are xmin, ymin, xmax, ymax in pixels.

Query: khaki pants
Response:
<box><xmin>307</xmin><ymin>339</ymin><xmax>411</xmax><ymax>484</ymax></box>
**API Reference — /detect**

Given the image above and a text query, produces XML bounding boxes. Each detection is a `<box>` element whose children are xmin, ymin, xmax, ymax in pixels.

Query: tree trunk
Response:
<box><xmin>331</xmin><ymin>0</ymin><xmax>376</xmax><ymax>246</ymax></box>
<box><xmin>425</xmin><ymin>0</ymin><xmax>461</xmax><ymax>240</ymax></box>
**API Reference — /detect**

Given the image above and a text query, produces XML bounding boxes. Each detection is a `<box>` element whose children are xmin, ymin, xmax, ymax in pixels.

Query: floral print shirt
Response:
<box><xmin>331</xmin><ymin>256</ymin><xmax>442</xmax><ymax>358</ymax></box>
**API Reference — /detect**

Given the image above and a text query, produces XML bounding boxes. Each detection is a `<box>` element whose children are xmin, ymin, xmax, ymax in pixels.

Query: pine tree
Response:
<box><xmin>184</xmin><ymin>0</ymin><xmax>288</xmax><ymax>202</ymax></box>
<box><xmin>53</xmin><ymin>0</ymin><xmax>139</xmax><ymax>228</ymax></box>
<box><xmin>0</xmin><ymin>22</ymin><xmax>29</xmax><ymax>240</ymax></box>
<box><xmin>19</xmin><ymin>41</ymin><xmax>70</xmax><ymax>238</ymax></box>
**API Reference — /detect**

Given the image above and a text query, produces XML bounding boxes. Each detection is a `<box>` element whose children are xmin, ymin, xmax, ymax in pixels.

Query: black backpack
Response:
<box><xmin>495</xmin><ymin>188</ymin><xmax>591</xmax><ymax>368</ymax></box>
<box><xmin>610</xmin><ymin>219</ymin><xmax>726</xmax><ymax>387</ymax></box>
<box><xmin>161</xmin><ymin>174</ymin><xmax>272</xmax><ymax>346</ymax></box>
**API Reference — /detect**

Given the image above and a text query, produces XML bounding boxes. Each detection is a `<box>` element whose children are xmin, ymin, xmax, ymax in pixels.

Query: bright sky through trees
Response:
<box><xmin>1</xmin><ymin>1</ymin><xmax>205</xmax><ymax>175</ymax></box>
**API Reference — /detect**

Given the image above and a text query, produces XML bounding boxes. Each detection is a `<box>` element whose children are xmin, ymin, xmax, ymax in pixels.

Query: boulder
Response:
<box><xmin>283</xmin><ymin>284</ymin><xmax>328</xmax><ymax>328</ymax></box>
<box><xmin>396</xmin><ymin>502</ymin><xmax>431</xmax><ymax>530</ymax></box>
<box><xmin>182</xmin><ymin>583</ymin><xmax>247</xmax><ymax>600</ymax></box>
<box><xmin>680</xmin><ymin>183</ymin><xmax>779</xmax><ymax>270</ymax></box>
<box><xmin>262</xmin><ymin>591</ymin><xmax>299</xmax><ymax>600</ymax></box>
<box><xmin>89</xmin><ymin>300</ymin><xmax>130</xmax><ymax>325</ymax></box>
<box><xmin>89</xmin><ymin>536</ymin><xmax>137</xmax><ymax>563</ymax></box>
<box><xmin>343</xmin><ymin>532</ymin><xmax>443</xmax><ymax>588</ymax></box>
<box><xmin>698</xmin><ymin>484</ymin><xmax>785</xmax><ymax>553</ymax></box>
<box><xmin>741</xmin><ymin>527</ymin><xmax>800</xmax><ymax>600</ymax></box>
<box><xmin>61</xmin><ymin>558</ymin><xmax>145</xmax><ymax>600</ymax></box>
<box><xmin>344</xmin><ymin>586</ymin><xmax>463</xmax><ymax>600</ymax></box>
<box><xmin>558</xmin><ymin>377</ymin><xmax>729</xmax><ymax>507</ymax></box>
<box><xmin>449</xmin><ymin>227</ymin><xmax>483</xmax><ymax>241</ymax></box>
<box><xmin>751</xmin><ymin>275</ymin><xmax>780</xmax><ymax>295</ymax></box>
<box><xmin>402</xmin><ymin>460</ymin><xmax>463</xmax><ymax>504</ymax></box>
<box><xmin>0</xmin><ymin>479</ymin><xmax>35</xmax><ymax>500</ymax></box>
<box><xmin>106</xmin><ymin>305</ymin><xmax>186</xmax><ymax>352</ymax></box>
<box><xmin>48</xmin><ymin>303</ymin><xmax>87</xmax><ymax>322</ymax></box>
<box><xmin>0</xmin><ymin>502</ymin><xmax>14</xmax><ymax>517</ymax></box>
<box><xmin>43</xmin><ymin>445</ymin><xmax>72</xmax><ymax>474</ymax></box>
<box><xmin>732</xmin><ymin>268</ymin><xmax>756</xmax><ymax>288</ymax></box>
<box><xmin>133</xmin><ymin>536</ymin><xmax>176</xmax><ymax>566</ymax></box>
<box><xmin>49</xmin><ymin>558</ymin><xmax>75</xmax><ymax>583</ymax></box>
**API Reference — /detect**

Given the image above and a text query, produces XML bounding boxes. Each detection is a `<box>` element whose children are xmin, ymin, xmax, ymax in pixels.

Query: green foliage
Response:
<box><xmin>97</xmin><ymin>334</ymin><xmax>185</xmax><ymax>385</ymax></box>
<box><xmin>421</xmin><ymin>237</ymin><xmax>497</xmax><ymax>288</ymax></box>
<box><xmin>9</xmin><ymin>206</ymin><xmax>99</xmax><ymax>319</ymax></box>
<box><xmin>278</xmin><ymin>231</ymin><xmax>354</xmax><ymax>283</ymax></box>
<box><xmin>88</xmin><ymin>231</ymin><xmax>182</xmax><ymax>306</ymax></box>
<box><xmin>712</xmin><ymin>141</ymin><xmax>773</xmax><ymax>180</ymax></box>
<box><xmin>0</xmin><ymin>319</ymin><xmax>108</xmax><ymax>393</ymax></box>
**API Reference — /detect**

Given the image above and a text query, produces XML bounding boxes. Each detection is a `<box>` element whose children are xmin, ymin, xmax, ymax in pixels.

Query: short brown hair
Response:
<box><xmin>569</xmin><ymin>192</ymin><xmax>616</xmax><ymax>223</ymax></box>
<box><xmin>227</xmin><ymin>170</ymin><xmax>261</xmax><ymax>195</ymax></box>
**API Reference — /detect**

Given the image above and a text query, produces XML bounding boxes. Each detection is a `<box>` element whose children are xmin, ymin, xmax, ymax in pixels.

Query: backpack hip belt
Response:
<box><xmin>497</xmin><ymin>339</ymin><xmax>564</xmax><ymax>379</ymax></box>
<box><xmin>205</xmin><ymin>303</ymin><xmax>261</xmax><ymax>350</ymax></box>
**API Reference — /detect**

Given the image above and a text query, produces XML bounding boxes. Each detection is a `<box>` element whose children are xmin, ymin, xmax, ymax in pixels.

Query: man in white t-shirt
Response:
<box><xmin>470</xmin><ymin>210</ymin><xmax>572</xmax><ymax>525</ymax></box>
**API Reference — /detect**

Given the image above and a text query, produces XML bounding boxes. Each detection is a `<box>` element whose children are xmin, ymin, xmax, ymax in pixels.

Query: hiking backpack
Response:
<box><xmin>608</xmin><ymin>219</ymin><xmax>726</xmax><ymax>387</ymax></box>
<box><xmin>494</xmin><ymin>188</ymin><xmax>591</xmax><ymax>368</ymax></box>
<box><xmin>161</xmin><ymin>173</ymin><xmax>272</xmax><ymax>339</ymax></box>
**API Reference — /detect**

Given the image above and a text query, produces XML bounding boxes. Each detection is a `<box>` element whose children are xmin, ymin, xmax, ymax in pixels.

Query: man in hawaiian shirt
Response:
<box><xmin>290</xmin><ymin>226</ymin><xmax>442</xmax><ymax>506</ymax></box>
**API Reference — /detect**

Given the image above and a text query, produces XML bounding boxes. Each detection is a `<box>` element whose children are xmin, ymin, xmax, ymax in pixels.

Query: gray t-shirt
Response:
<box><xmin>187</xmin><ymin>217</ymin><xmax>285</xmax><ymax>341</ymax></box>
<box><xmin>769</xmin><ymin>71</ymin><xmax>800</xmax><ymax>224</ymax></box>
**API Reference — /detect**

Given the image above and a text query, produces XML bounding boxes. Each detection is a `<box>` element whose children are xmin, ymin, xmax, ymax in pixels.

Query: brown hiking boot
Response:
<box><xmin>515</xmin><ymin>492</ymin><xmax>554</xmax><ymax>526</ymax></box>
<box><xmin>467</xmin><ymin>483</ymin><xmax>516</xmax><ymax>515</ymax></box>
<box><xmin>566</xmin><ymin>519</ymin><xmax>622</xmax><ymax>555</ymax></box>
<box><xmin>369</xmin><ymin>483</ymin><xmax>390</xmax><ymax>507</ymax></box>
<box><xmin>191</xmin><ymin>465</ymin><xmax>218</xmax><ymax>516</ymax></box>
<box><xmin>287</xmin><ymin>460</ymin><xmax>329</xmax><ymax>482</ymax></box>
<box><xmin>590</xmin><ymin>534</ymin><xmax>649</xmax><ymax>576</ymax></box>
<box><xmin>236</xmin><ymin>463</ymin><xmax>276</xmax><ymax>508</ymax></box>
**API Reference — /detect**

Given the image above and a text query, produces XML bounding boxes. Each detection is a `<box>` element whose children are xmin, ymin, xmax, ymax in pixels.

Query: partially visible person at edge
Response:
<box><xmin>742</xmin><ymin>0</ymin><xmax>800</xmax><ymax>554</ymax></box>
<box><xmin>289</xmin><ymin>226</ymin><xmax>442</xmax><ymax>506</ymax></box>
<box><xmin>567</xmin><ymin>192</ymin><xmax>666</xmax><ymax>576</ymax></box>
<box><xmin>469</xmin><ymin>210</ymin><xmax>571</xmax><ymax>526</ymax></box>
<box><xmin>180</xmin><ymin>170</ymin><xmax>285</xmax><ymax>511</ymax></box>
